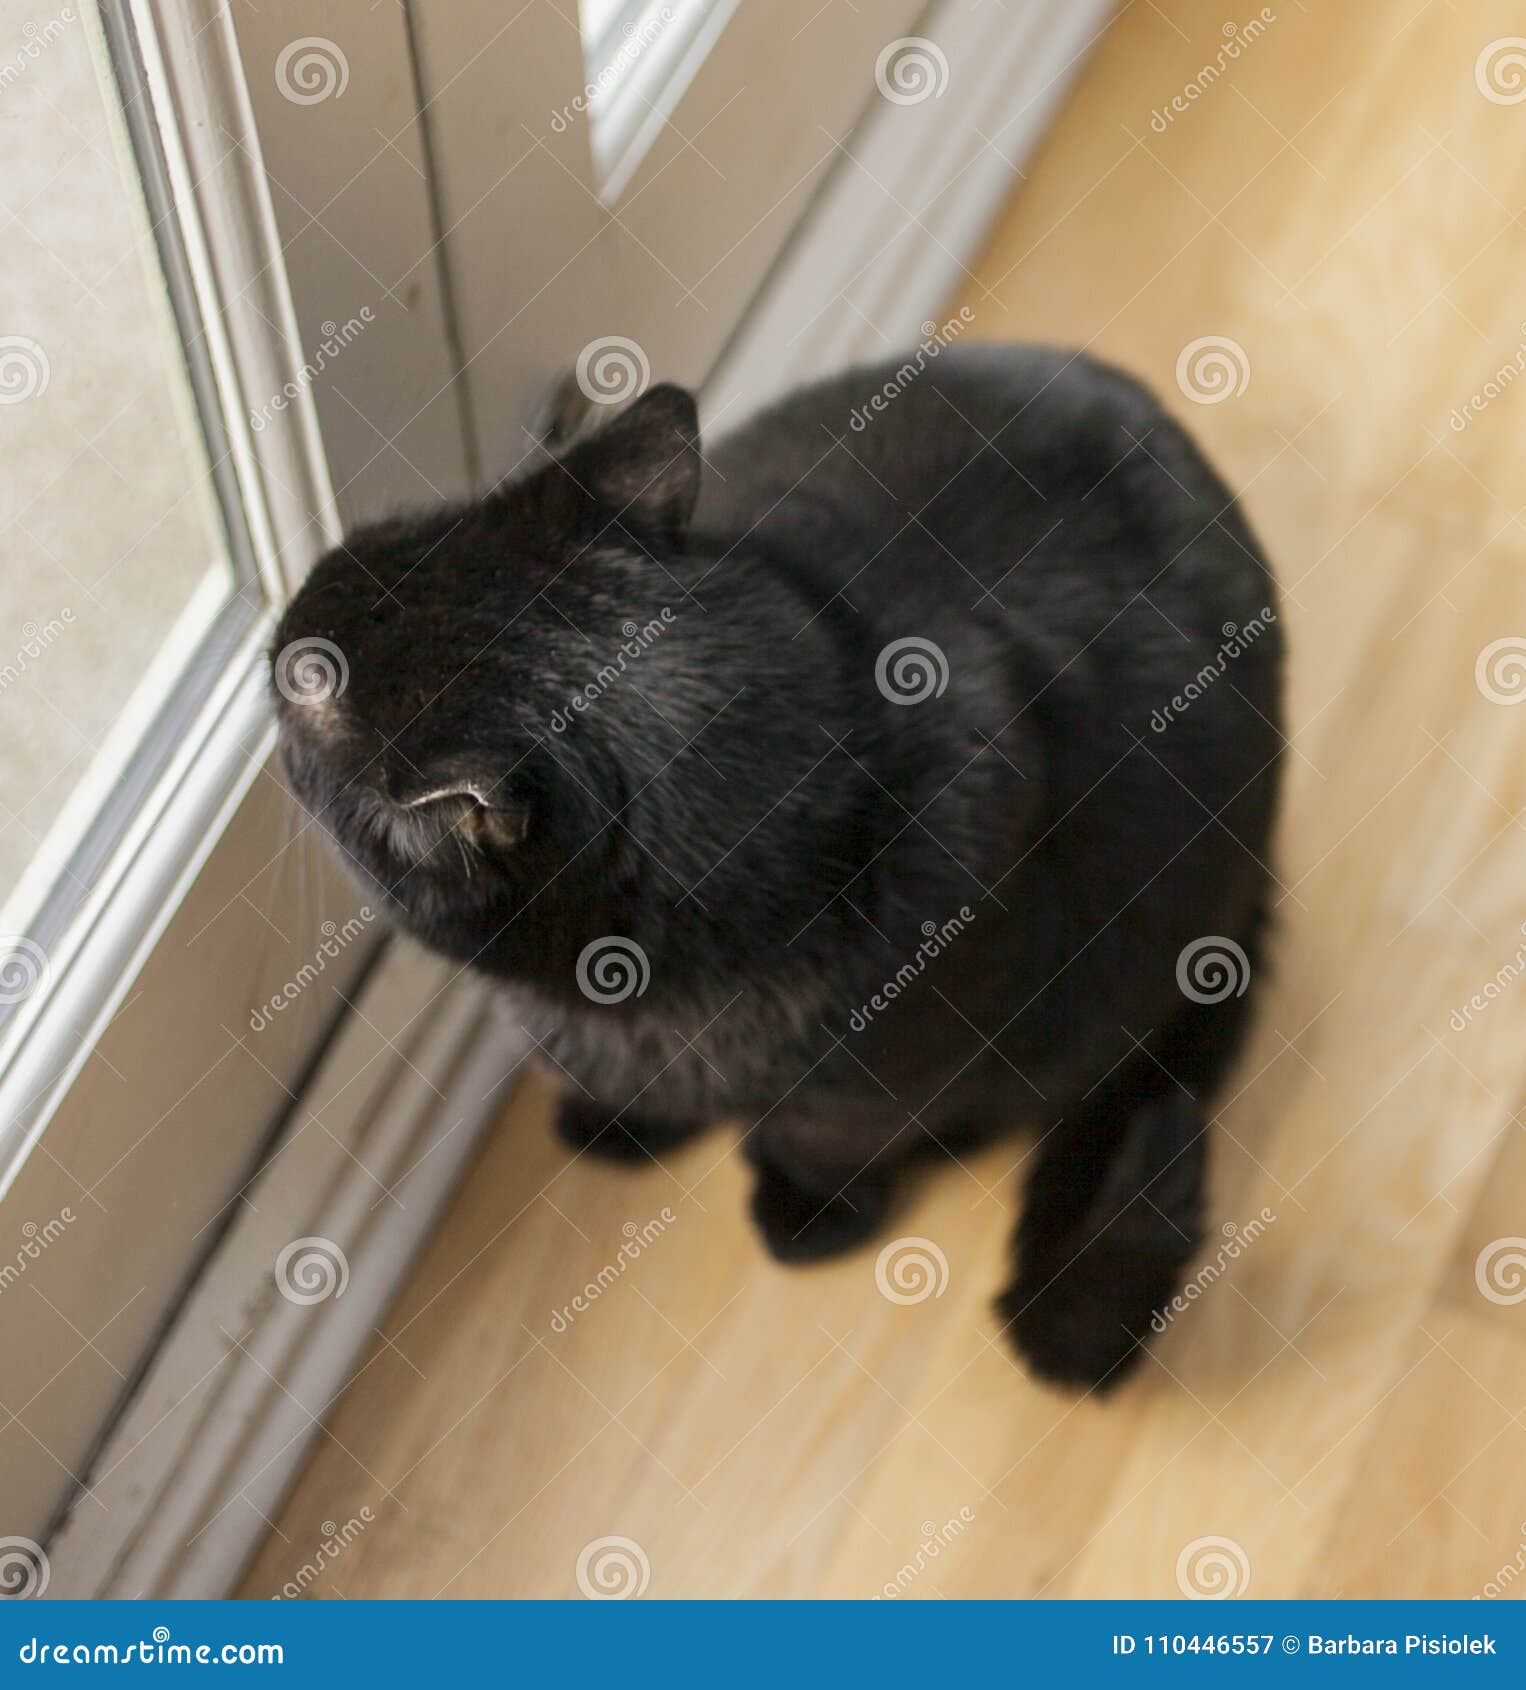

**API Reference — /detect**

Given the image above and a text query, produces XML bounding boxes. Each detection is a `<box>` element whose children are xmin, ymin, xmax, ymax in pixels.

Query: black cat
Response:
<box><xmin>271</xmin><ymin>343</ymin><xmax>1283</xmax><ymax>1392</ymax></box>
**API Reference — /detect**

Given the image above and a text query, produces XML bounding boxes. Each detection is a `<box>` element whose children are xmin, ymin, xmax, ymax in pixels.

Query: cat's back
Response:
<box><xmin>692</xmin><ymin>342</ymin><xmax>1271</xmax><ymax>664</ymax></box>
<box><xmin>696</xmin><ymin>343</ymin><xmax>1164</xmax><ymax>534</ymax></box>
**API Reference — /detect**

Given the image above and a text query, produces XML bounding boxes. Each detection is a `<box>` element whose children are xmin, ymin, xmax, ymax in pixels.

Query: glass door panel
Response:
<box><xmin>0</xmin><ymin>0</ymin><xmax>249</xmax><ymax>993</ymax></box>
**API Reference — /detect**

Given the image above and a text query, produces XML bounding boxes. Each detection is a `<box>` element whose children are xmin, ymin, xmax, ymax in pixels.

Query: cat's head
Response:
<box><xmin>269</xmin><ymin>383</ymin><xmax>702</xmax><ymax>949</ymax></box>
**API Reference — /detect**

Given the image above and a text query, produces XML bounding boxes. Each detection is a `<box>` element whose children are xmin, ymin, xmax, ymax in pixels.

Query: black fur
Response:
<box><xmin>272</xmin><ymin>344</ymin><xmax>1283</xmax><ymax>1392</ymax></box>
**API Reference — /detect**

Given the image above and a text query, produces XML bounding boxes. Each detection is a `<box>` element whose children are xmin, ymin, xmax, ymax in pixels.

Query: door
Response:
<box><xmin>397</xmin><ymin>0</ymin><xmax>930</xmax><ymax>461</ymax></box>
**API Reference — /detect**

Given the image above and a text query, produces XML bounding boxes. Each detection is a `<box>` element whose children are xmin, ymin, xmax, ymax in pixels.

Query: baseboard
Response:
<box><xmin>704</xmin><ymin>0</ymin><xmax>1118</xmax><ymax>423</ymax></box>
<box><xmin>45</xmin><ymin>943</ymin><xmax>525</xmax><ymax>1598</ymax></box>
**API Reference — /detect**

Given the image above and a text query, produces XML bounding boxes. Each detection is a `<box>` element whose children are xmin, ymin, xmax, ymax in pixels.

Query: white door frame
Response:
<box><xmin>406</xmin><ymin>0</ymin><xmax>930</xmax><ymax>467</ymax></box>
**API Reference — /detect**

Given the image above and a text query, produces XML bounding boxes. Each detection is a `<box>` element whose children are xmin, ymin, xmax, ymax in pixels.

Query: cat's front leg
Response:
<box><xmin>999</xmin><ymin>928</ymin><xmax>1262</xmax><ymax>1392</ymax></box>
<box><xmin>748</xmin><ymin>1158</ymin><xmax>893</xmax><ymax>1262</ymax></box>
<box><xmin>998</xmin><ymin>1089</ymin><xmax>1206</xmax><ymax>1394</ymax></box>
<box><xmin>743</xmin><ymin>1113</ymin><xmax>905</xmax><ymax>1262</ymax></box>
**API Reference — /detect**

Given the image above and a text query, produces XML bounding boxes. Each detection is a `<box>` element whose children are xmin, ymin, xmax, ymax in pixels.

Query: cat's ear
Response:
<box><xmin>562</xmin><ymin>384</ymin><xmax>701</xmax><ymax>547</ymax></box>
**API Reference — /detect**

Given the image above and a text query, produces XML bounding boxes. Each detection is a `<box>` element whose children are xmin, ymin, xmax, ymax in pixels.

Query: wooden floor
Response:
<box><xmin>243</xmin><ymin>0</ymin><xmax>1526</xmax><ymax>1599</ymax></box>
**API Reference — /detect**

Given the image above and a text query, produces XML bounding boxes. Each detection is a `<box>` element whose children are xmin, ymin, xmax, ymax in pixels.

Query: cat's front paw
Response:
<box><xmin>555</xmin><ymin>1096</ymin><xmax>694</xmax><ymax>1164</ymax></box>
<box><xmin>997</xmin><ymin>1250</ymin><xmax>1181</xmax><ymax>1394</ymax></box>
<box><xmin>750</xmin><ymin>1161</ymin><xmax>889</xmax><ymax>1262</ymax></box>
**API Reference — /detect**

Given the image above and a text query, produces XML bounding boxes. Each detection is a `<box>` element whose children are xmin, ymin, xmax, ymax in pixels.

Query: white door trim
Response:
<box><xmin>46</xmin><ymin>941</ymin><xmax>525</xmax><ymax>1599</ymax></box>
<box><xmin>706</xmin><ymin>0</ymin><xmax>1119</xmax><ymax>425</ymax></box>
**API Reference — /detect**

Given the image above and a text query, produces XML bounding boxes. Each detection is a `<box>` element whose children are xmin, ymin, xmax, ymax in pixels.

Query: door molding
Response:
<box><xmin>46</xmin><ymin>941</ymin><xmax>524</xmax><ymax>1599</ymax></box>
<box><xmin>707</xmin><ymin>0</ymin><xmax>1118</xmax><ymax>424</ymax></box>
